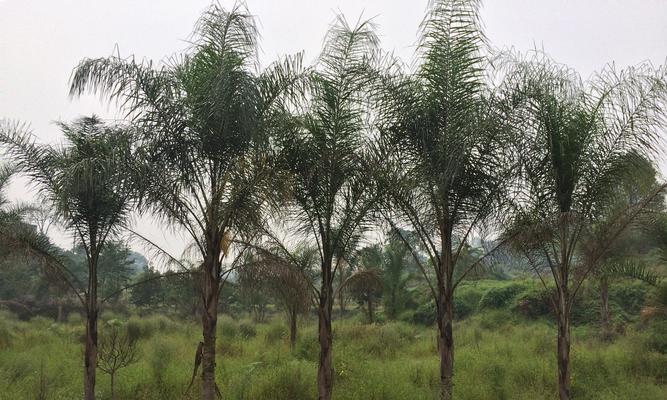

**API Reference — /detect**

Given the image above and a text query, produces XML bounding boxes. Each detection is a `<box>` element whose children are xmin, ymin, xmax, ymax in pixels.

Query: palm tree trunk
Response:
<box><xmin>110</xmin><ymin>372</ymin><xmax>116</xmax><ymax>400</ymax></box>
<box><xmin>317</xmin><ymin>282</ymin><xmax>334</xmax><ymax>400</ymax></box>
<box><xmin>84</xmin><ymin>255</ymin><xmax>98</xmax><ymax>400</ymax></box>
<box><xmin>557</xmin><ymin>297</ymin><xmax>571</xmax><ymax>400</ymax></box>
<box><xmin>389</xmin><ymin>291</ymin><xmax>397</xmax><ymax>319</ymax></box>
<box><xmin>201</xmin><ymin>252</ymin><xmax>221</xmax><ymax>400</ymax></box>
<box><xmin>367</xmin><ymin>297</ymin><xmax>374</xmax><ymax>323</ymax></box>
<box><xmin>600</xmin><ymin>276</ymin><xmax>612</xmax><ymax>340</ymax></box>
<box><xmin>57</xmin><ymin>300</ymin><xmax>64</xmax><ymax>323</ymax></box>
<box><xmin>289</xmin><ymin>307</ymin><xmax>298</xmax><ymax>351</ymax></box>
<box><xmin>437</xmin><ymin>286</ymin><xmax>454</xmax><ymax>400</ymax></box>
<box><xmin>84</xmin><ymin>308</ymin><xmax>98</xmax><ymax>400</ymax></box>
<box><xmin>338</xmin><ymin>264</ymin><xmax>346</xmax><ymax>317</ymax></box>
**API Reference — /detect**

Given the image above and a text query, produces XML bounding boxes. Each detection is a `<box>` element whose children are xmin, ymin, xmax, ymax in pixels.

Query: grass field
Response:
<box><xmin>1</xmin><ymin>304</ymin><xmax>666</xmax><ymax>400</ymax></box>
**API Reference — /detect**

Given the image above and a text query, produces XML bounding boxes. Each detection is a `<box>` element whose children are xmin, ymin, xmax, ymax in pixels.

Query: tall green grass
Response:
<box><xmin>0</xmin><ymin>310</ymin><xmax>665</xmax><ymax>399</ymax></box>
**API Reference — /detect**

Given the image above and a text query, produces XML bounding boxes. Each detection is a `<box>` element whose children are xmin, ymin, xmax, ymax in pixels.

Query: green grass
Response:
<box><xmin>0</xmin><ymin>309</ymin><xmax>665</xmax><ymax>399</ymax></box>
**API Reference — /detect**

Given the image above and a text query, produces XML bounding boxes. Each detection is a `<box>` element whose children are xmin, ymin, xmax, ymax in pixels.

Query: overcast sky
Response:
<box><xmin>1</xmin><ymin>0</ymin><xmax>666</xmax><ymax>263</ymax></box>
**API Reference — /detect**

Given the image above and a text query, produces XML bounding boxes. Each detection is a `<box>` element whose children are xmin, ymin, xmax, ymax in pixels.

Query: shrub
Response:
<box><xmin>478</xmin><ymin>283</ymin><xmax>527</xmax><ymax>309</ymax></box>
<box><xmin>30</xmin><ymin>316</ymin><xmax>53</xmax><ymax>328</ymax></box>
<box><xmin>67</xmin><ymin>312</ymin><xmax>83</xmax><ymax>324</ymax></box>
<box><xmin>455</xmin><ymin>284</ymin><xmax>486</xmax><ymax>311</ymax></box>
<box><xmin>235</xmin><ymin>362</ymin><xmax>315</xmax><ymax>400</ymax></box>
<box><xmin>570</xmin><ymin>297</ymin><xmax>600</xmax><ymax>325</ymax></box>
<box><xmin>609</xmin><ymin>282</ymin><xmax>648</xmax><ymax>315</ymax></box>
<box><xmin>125</xmin><ymin>317</ymin><xmax>143</xmax><ymax>342</ymax></box>
<box><xmin>126</xmin><ymin>314</ymin><xmax>178</xmax><ymax>342</ymax></box>
<box><xmin>238</xmin><ymin>321</ymin><xmax>257</xmax><ymax>338</ymax></box>
<box><xmin>513</xmin><ymin>287</ymin><xmax>553</xmax><ymax>318</ymax></box>
<box><xmin>478</xmin><ymin>309</ymin><xmax>515</xmax><ymax>330</ymax></box>
<box><xmin>397</xmin><ymin>310</ymin><xmax>415</xmax><ymax>324</ymax></box>
<box><xmin>149</xmin><ymin>338</ymin><xmax>174</xmax><ymax>385</ymax></box>
<box><xmin>264</xmin><ymin>322</ymin><xmax>287</xmax><ymax>344</ymax></box>
<box><xmin>295</xmin><ymin>331</ymin><xmax>319</xmax><ymax>361</ymax></box>
<box><xmin>453</xmin><ymin>297</ymin><xmax>473</xmax><ymax>320</ymax></box>
<box><xmin>219</xmin><ymin>315</ymin><xmax>240</xmax><ymax>339</ymax></box>
<box><xmin>4</xmin><ymin>353</ymin><xmax>33</xmax><ymax>383</ymax></box>
<box><xmin>0</xmin><ymin>318</ymin><xmax>14</xmax><ymax>350</ymax></box>
<box><xmin>218</xmin><ymin>340</ymin><xmax>244</xmax><ymax>357</ymax></box>
<box><xmin>646</xmin><ymin>320</ymin><xmax>667</xmax><ymax>354</ymax></box>
<box><xmin>412</xmin><ymin>300</ymin><xmax>436</xmax><ymax>326</ymax></box>
<box><xmin>100</xmin><ymin>310</ymin><xmax>121</xmax><ymax>322</ymax></box>
<box><xmin>362</xmin><ymin>327</ymin><xmax>402</xmax><ymax>357</ymax></box>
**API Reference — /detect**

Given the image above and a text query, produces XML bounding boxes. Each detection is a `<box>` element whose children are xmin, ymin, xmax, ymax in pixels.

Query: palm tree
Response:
<box><xmin>0</xmin><ymin>116</ymin><xmax>139</xmax><ymax>400</ymax></box>
<box><xmin>500</xmin><ymin>51</ymin><xmax>667</xmax><ymax>400</ymax></box>
<box><xmin>274</xmin><ymin>15</ymin><xmax>382</xmax><ymax>399</ymax></box>
<box><xmin>69</xmin><ymin>4</ymin><xmax>302</xmax><ymax>398</ymax></box>
<box><xmin>375</xmin><ymin>1</ymin><xmax>510</xmax><ymax>398</ymax></box>
<box><xmin>243</xmin><ymin>241</ymin><xmax>318</xmax><ymax>349</ymax></box>
<box><xmin>333</xmin><ymin>228</ymin><xmax>362</xmax><ymax>317</ymax></box>
<box><xmin>580</xmin><ymin>154</ymin><xmax>662</xmax><ymax>339</ymax></box>
<box><xmin>380</xmin><ymin>232</ymin><xmax>414</xmax><ymax>320</ymax></box>
<box><xmin>342</xmin><ymin>267</ymin><xmax>383</xmax><ymax>323</ymax></box>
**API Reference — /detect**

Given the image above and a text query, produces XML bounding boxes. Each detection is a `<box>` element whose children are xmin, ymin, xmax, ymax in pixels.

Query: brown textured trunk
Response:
<box><xmin>317</xmin><ymin>275</ymin><xmax>334</xmax><ymax>400</ymax></box>
<box><xmin>556</xmin><ymin>218</ymin><xmax>572</xmax><ymax>400</ymax></box>
<box><xmin>201</xmin><ymin>247</ymin><xmax>221</xmax><ymax>400</ymax></box>
<box><xmin>289</xmin><ymin>307</ymin><xmax>298</xmax><ymax>351</ymax></box>
<box><xmin>83</xmin><ymin>308</ymin><xmax>98</xmax><ymax>400</ymax></box>
<box><xmin>367</xmin><ymin>297</ymin><xmax>374</xmax><ymax>324</ymax></box>
<box><xmin>556</xmin><ymin>268</ymin><xmax>570</xmax><ymax>400</ymax></box>
<box><xmin>338</xmin><ymin>260</ymin><xmax>346</xmax><ymax>317</ymax></box>
<box><xmin>110</xmin><ymin>372</ymin><xmax>116</xmax><ymax>400</ymax></box>
<box><xmin>436</xmin><ymin>225</ymin><xmax>455</xmax><ymax>400</ymax></box>
<box><xmin>557</xmin><ymin>312</ymin><xmax>571</xmax><ymax>400</ymax></box>
<box><xmin>600</xmin><ymin>276</ymin><xmax>612</xmax><ymax>340</ymax></box>
<box><xmin>437</xmin><ymin>285</ymin><xmax>454</xmax><ymax>400</ymax></box>
<box><xmin>56</xmin><ymin>301</ymin><xmax>64</xmax><ymax>323</ymax></box>
<box><xmin>84</xmin><ymin>252</ymin><xmax>98</xmax><ymax>400</ymax></box>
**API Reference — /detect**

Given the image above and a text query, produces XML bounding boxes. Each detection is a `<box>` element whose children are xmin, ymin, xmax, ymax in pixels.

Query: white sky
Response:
<box><xmin>1</xmin><ymin>0</ymin><xmax>666</xmax><ymax>263</ymax></box>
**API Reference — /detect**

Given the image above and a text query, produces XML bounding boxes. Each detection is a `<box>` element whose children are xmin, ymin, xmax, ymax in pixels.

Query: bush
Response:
<box><xmin>413</xmin><ymin>301</ymin><xmax>436</xmax><ymax>326</ymax></box>
<box><xmin>218</xmin><ymin>340</ymin><xmax>244</xmax><ymax>357</ymax></box>
<box><xmin>100</xmin><ymin>310</ymin><xmax>121</xmax><ymax>322</ymax></box>
<box><xmin>646</xmin><ymin>320</ymin><xmax>667</xmax><ymax>354</ymax></box>
<box><xmin>609</xmin><ymin>282</ymin><xmax>648</xmax><ymax>315</ymax></box>
<box><xmin>478</xmin><ymin>283</ymin><xmax>527</xmax><ymax>309</ymax></box>
<box><xmin>264</xmin><ymin>322</ymin><xmax>287</xmax><ymax>344</ymax></box>
<box><xmin>239</xmin><ymin>321</ymin><xmax>257</xmax><ymax>338</ymax></box>
<box><xmin>513</xmin><ymin>287</ymin><xmax>553</xmax><ymax>318</ymax></box>
<box><xmin>234</xmin><ymin>362</ymin><xmax>315</xmax><ymax>400</ymax></box>
<box><xmin>67</xmin><ymin>312</ymin><xmax>83</xmax><ymax>324</ymax></box>
<box><xmin>126</xmin><ymin>314</ymin><xmax>178</xmax><ymax>342</ymax></box>
<box><xmin>295</xmin><ymin>331</ymin><xmax>319</xmax><ymax>361</ymax></box>
<box><xmin>149</xmin><ymin>338</ymin><xmax>174</xmax><ymax>385</ymax></box>
<box><xmin>0</xmin><ymin>320</ymin><xmax>14</xmax><ymax>350</ymax></box>
<box><xmin>397</xmin><ymin>310</ymin><xmax>416</xmax><ymax>324</ymax></box>
<box><xmin>360</xmin><ymin>325</ymin><xmax>405</xmax><ymax>357</ymax></box>
<box><xmin>3</xmin><ymin>353</ymin><xmax>33</xmax><ymax>383</ymax></box>
<box><xmin>571</xmin><ymin>297</ymin><xmax>601</xmax><ymax>325</ymax></box>
<box><xmin>455</xmin><ymin>284</ymin><xmax>486</xmax><ymax>311</ymax></box>
<box><xmin>454</xmin><ymin>297</ymin><xmax>473</xmax><ymax>320</ymax></box>
<box><xmin>219</xmin><ymin>315</ymin><xmax>240</xmax><ymax>339</ymax></box>
<box><xmin>412</xmin><ymin>296</ymin><xmax>472</xmax><ymax>324</ymax></box>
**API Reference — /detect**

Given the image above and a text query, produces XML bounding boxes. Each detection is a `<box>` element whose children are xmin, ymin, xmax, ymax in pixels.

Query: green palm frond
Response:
<box><xmin>603</xmin><ymin>259</ymin><xmax>659</xmax><ymax>286</ymax></box>
<box><xmin>275</xmin><ymin>14</ymin><xmax>383</xmax><ymax>276</ymax></box>
<box><xmin>70</xmin><ymin>3</ymin><xmax>305</xmax><ymax>269</ymax></box>
<box><xmin>374</xmin><ymin>0</ymin><xmax>511</xmax><ymax>293</ymax></box>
